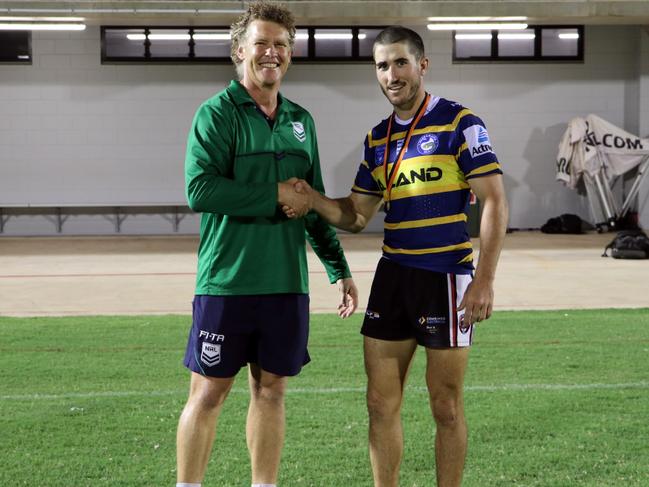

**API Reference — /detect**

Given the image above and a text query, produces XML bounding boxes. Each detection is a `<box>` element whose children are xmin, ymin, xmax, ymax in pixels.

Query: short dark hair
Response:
<box><xmin>373</xmin><ymin>26</ymin><xmax>425</xmax><ymax>61</ymax></box>
<box><xmin>230</xmin><ymin>1</ymin><xmax>296</xmax><ymax>65</ymax></box>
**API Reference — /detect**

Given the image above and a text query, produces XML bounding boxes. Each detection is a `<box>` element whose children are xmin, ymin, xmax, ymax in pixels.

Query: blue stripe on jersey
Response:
<box><xmin>353</xmin><ymin>96</ymin><xmax>502</xmax><ymax>274</ymax></box>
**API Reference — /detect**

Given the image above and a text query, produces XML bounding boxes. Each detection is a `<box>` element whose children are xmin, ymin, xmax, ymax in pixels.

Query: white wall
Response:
<box><xmin>638</xmin><ymin>27</ymin><xmax>649</xmax><ymax>230</ymax></box>
<box><xmin>0</xmin><ymin>25</ymin><xmax>645</xmax><ymax>235</ymax></box>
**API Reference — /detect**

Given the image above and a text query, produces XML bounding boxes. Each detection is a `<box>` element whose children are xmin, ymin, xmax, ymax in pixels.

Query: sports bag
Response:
<box><xmin>602</xmin><ymin>229</ymin><xmax>649</xmax><ymax>259</ymax></box>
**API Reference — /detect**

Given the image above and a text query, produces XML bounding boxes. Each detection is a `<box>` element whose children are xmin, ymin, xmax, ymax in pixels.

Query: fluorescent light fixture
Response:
<box><xmin>559</xmin><ymin>33</ymin><xmax>580</xmax><ymax>40</ymax></box>
<box><xmin>296</xmin><ymin>32</ymin><xmax>309</xmax><ymax>40</ymax></box>
<box><xmin>4</xmin><ymin>8</ymin><xmax>74</xmax><ymax>13</ymax></box>
<box><xmin>455</xmin><ymin>33</ymin><xmax>492</xmax><ymax>40</ymax></box>
<box><xmin>498</xmin><ymin>33</ymin><xmax>535</xmax><ymax>40</ymax></box>
<box><xmin>134</xmin><ymin>8</ymin><xmax>245</xmax><ymax>14</ymax></box>
<box><xmin>127</xmin><ymin>33</ymin><xmax>231</xmax><ymax>41</ymax></box>
<box><xmin>194</xmin><ymin>33</ymin><xmax>231</xmax><ymax>41</ymax></box>
<box><xmin>0</xmin><ymin>16</ymin><xmax>85</xmax><ymax>21</ymax></box>
<box><xmin>428</xmin><ymin>16</ymin><xmax>527</xmax><ymax>21</ymax></box>
<box><xmin>358</xmin><ymin>33</ymin><xmax>367</xmax><ymax>40</ymax></box>
<box><xmin>314</xmin><ymin>33</ymin><xmax>353</xmax><ymax>40</ymax></box>
<box><xmin>17</xmin><ymin>55</ymin><xmax>30</xmax><ymax>59</ymax></box>
<box><xmin>0</xmin><ymin>22</ymin><xmax>86</xmax><ymax>30</ymax></box>
<box><xmin>195</xmin><ymin>9</ymin><xmax>246</xmax><ymax>14</ymax></box>
<box><xmin>428</xmin><ymin>23</ymin><xmax>528</xmax><ymax>31</ymax></box>
<box><xmin>74</xmin><ymin>9</ymin><xmax>135</xmax><ymax>14</ymax></box>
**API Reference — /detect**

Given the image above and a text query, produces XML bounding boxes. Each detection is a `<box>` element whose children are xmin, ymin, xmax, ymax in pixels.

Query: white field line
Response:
<box><xmin>2</xmin><ymin>381</ymin><xmax>649</xmax><ymax>401</ymax></box>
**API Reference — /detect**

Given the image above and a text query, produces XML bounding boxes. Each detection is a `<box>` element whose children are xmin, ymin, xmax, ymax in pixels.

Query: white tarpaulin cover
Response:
<box><xmin>557</xmin><ymin>114</ymin><xmax>649</xmax><ymax>189</ymax></box>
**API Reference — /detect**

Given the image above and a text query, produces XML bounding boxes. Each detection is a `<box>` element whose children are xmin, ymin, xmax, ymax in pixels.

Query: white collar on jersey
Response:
<box><xmin>394</xmin><ymin>95</ymin><xmax>441</xmax><ymax>126</ymax></box>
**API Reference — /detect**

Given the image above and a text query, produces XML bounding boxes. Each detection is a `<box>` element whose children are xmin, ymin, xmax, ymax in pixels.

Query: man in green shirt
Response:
<box><xmin>176</xmin><ymin>3</ymin><xmax>357</xmax><ymax>487</ymax></box>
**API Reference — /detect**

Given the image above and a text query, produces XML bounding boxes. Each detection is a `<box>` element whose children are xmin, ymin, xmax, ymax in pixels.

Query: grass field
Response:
<box><xmin>1</xmin><ymin>309</ymin><xmax>649</xmax><ymax>486</ymax></box>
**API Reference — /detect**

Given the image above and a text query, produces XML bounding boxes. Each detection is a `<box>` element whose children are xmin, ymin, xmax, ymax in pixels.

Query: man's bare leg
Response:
<box><xmin>364</xmin><ymin>336</ymin><xmax>418</xmax><ymax>487</ymax></box>
<box><xmin>425</xmin><ymin>348</ymin><xmax>469</xmax><ymax>487</ymax></box>
<box><xmin>246</xmin><ymin>364</ymin><xmax>287</xmax><ymax>485</ymax></box>
<box><xmin>177</xmin><ymin>372</ymin><xmax>235</xmax><ymax>483</ymax></box>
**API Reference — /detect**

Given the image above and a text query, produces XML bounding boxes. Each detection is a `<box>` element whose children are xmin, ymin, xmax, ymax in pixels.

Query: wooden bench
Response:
<box><xmin>0</xmin><ymin>203</ymin><xmax>193</xmax><ymax>234</ymax></box>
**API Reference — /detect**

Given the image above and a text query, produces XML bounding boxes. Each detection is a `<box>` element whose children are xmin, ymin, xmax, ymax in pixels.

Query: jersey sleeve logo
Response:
<box><xmin>417</xmin><ymin>134</ymin><xmax>439</xmax><ymax>155</ymax></box>
<box><xmin>463</xmin><ymin>124</ymin><xmax>494</xmax><ymax>158</ymax></box>
<box><xmin>291</xmin><ymin>121</ymin><xmax>306</xmax><ymax>142</ymax></box>
<box><xmin>375</xmin><ymin>146</ymin><xmax>385</xmax><ymax>165</ymax></box>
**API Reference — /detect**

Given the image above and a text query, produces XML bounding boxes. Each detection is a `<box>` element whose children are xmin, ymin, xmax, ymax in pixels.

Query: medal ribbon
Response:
<box><xmin>382</xmin><ymin>93</ymin><xmax>431</xmax><ymax>210</ymax></box>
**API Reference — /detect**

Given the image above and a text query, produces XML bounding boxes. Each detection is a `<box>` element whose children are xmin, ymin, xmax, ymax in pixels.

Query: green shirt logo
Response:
<box><xmin>291</xmin><ymin>122</ymin><xmax>306</xmax><ymax>143</ymax></box>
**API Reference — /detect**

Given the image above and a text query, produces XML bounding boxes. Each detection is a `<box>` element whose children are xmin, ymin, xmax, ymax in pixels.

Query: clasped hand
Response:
<box><xmin>278</xmin><ymin>177</ymin><xmax>313</xmax><ymax>218</ymax></box>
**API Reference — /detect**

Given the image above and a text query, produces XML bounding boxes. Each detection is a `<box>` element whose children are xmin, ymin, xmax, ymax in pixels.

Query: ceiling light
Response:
<box><xmin>498</xmin><ymin>33</ymin><xmax>535</xmax><ymax>40</ymax></box>
<box><xmin>194</xmin><ymin>33</ymin><xmax>231</xmax><ymax>41</ymax></box>
<box><xmin>314</xmin><ymin>33</ymin><xmax>353</xmax><ymax>40</ymax></box>
<box><xmin>73</xmin><ymin>9</ymin><xmax>135</xmax><ymax>14</ymax></box>
<box><xmin>455</xmin><ymin>33</ymin><xmax>493</xmax><ymax>40</ymax></box>
<box><xmin>0</xmin><ymin>16</ymin><xmax>85</xmax><ymax>21</ymax></box>
<box><xmin>0</xmin><ymin>22</ymin><xmax>86</xmax><ymax>31</ymax></box>
<box><xmin>559</xmin><ymin>33</ymin><xmax>580</xmax><ymax>40</ymax></box>
<box><xmin>428</xmin><ymin>23</ymin><xmax>528</xmax><ymax>31</ymax></box>
<box><xmin>428</xmin><ymin>16</ymin><xmax>527</xmax><ymax>22</ymax></box>
<box><xmin>127</xmin><ymin>33</ymin><xmax>232</xmax><ymax>41</ymax></box>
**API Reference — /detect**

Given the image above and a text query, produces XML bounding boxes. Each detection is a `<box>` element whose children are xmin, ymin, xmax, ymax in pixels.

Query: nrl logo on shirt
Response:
<box><xmin>291</xmin><ymin>121</ymin><xmax>306</xmax><ymax>142</ymax></box>
<box><xmin>463</xmin><ymin>124</ymin><xmax>494</xmax><ymax>158</ymax></box>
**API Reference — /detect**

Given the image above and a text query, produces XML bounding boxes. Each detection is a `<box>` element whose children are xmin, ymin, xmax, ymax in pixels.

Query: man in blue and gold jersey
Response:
<box><xmin>283</xmin><ymin>26</ymin><xmax>508</xmax><ymax>487</ymax></box>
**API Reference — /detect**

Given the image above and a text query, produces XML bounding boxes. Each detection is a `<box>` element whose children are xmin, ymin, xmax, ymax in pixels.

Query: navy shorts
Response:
<box><xmin>361</xmin><ymin>258</ymin><xmax>474</xmax><ymax>348</ymax></box>
<box><xmin>183</xmin><ymin>294</ymin><xmax>310</xmax><ymax>378</ymax></box>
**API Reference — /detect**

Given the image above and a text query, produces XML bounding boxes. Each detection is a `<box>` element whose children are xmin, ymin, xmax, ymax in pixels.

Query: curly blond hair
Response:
<box><xmin>230</xmin><ymin>1</ymin><xmax>296</xmax><ymax>68</ymax></box>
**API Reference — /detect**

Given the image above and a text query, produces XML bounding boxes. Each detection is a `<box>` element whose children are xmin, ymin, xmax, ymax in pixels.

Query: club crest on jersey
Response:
<box><xmin>463</xmin><ymin>124</ymin><xmax>494</xmax><ymax>158</ymax></box>
<box><xmin>201</xmin><ymin>342</ymin><xmax>221</xmax><ymax>366</ymax></box>
<box><xmin>291</xmin><ymin>122</ymin><xmax>306</xmax><ymax>142</ymax></box>
<box><xmin>417</xmin><ymin>134</ymin><xmax>439</xmax><ymax>155</ymax></box>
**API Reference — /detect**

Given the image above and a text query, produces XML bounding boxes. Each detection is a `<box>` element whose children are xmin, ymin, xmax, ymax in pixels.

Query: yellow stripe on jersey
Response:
<box><xmin>384</xmin><ymin>213</ymin><xmax>467</xmax><ymax>230</ymax></box>
<box><xmin>457</xmin><ymin>252</ymin><xmax>474</xmax><ymax>264</ymax></box>
<box><xmin>369</xmin><ymin>155</ymin><xmax>464</xmax><ymax>193</ymax></box>
<box><xmin>360</xmin><ymin>160</ymin><xmax>370</xmax><ymax>169</ymax></box>
<box><xmin>465</xmin><ymin>162</ymin><xmax>502</xmax><ymax>178</ymax></box>
<box><xmin>456</xmin><ymin>142</ymin><xmax>467</xmax><ymax>159</ymax></box>
<box><xmin>390</xmin><ymin>182</ymin><xmax>471</xmax><ymax>201</ymax></box>
<box><xmin>352</xmin><ymin>184</ymin><xmax>382</xmax><ymax>196</ymax></box>
<box><xmin>369</xmin><ymin>109</ymin><xmax>474</xmax><ymax>148</ymax></box>
<box><xmin>383</xmin><ymin>241</ymin><xmax>473</xmax><ymax>255</ymax></box>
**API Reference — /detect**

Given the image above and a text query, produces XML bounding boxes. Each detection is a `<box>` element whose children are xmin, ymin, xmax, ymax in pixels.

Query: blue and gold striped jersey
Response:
<box><xmin>352</xmin><ymin>95</ymin><xmax>502</xmax><ymax>275</ymax></box>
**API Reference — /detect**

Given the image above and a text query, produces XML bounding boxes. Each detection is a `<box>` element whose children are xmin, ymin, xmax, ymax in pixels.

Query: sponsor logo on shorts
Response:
<box><xmin>291</xmin><ymin>121</ymin><xmax>306</xmax><ymax>143</ymax></box>
<box><xmin>417</xmin><ymin>134</ymin><xmax>439</xmax><ymax>155</ymax></box>
<box><xmin>458</xmin><ymin>314</ymin><xmax>471</xmax><ymax>334</ymax></box>
<box><xmin>199</xmin><ymin>330</ymin><xmax>225</xmax><ymax>342</ymax></box>
<box><xmin>418</xmin><ymin>316</ymin><xmax>445</xmax><ymax>334</ymax></box>
<box><xmin>463</xmin><ymin>124</ymin><xmax>494</xmax><ymax>158</ymax></box>
<box><xmin>366</xmin><ymin>310</ymin><xmax>381</xmax><ymax>319</ymax></box>
<box><xmin>201</xmin><ymin>342</ymin><xmax>221</xmax><ymax>367</ymax></box>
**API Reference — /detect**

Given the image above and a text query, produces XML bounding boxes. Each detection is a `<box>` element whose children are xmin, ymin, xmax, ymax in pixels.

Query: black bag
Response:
<box><xmin>541</xmin><ymin>213</ymin><xmax>584</xmax><ymax>234</ymax></box>
<box><xmin>602</xmin><ymin>229</ymin><xmax>649</xmax><ymax>259</ymax></box>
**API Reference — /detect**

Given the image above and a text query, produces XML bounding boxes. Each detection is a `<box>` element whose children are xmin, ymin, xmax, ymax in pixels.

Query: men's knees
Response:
<box><xmin>250</xmin><ymin>382</ymin><xmax>286</xmax><ymax>405</ymax></box>
<box><xmin>366</xmin><ymin>390</ymin><xmax>401</xmax><ymax>420</ymax></box>
<box><xmin>431</xmin><ymin>398</ymin><xmax>462</xmax><ymax>427</ymax></box>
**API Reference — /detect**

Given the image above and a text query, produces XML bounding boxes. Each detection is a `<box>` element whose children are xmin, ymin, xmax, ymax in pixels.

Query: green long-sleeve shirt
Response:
<box><xmin>185</xmin><ymin>80</ymin><xmax>351</xmax><ymax>295</ymax></box>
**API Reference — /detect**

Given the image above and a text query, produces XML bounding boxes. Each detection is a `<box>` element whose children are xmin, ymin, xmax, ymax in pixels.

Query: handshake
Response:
<box><xmin>278</xmin><ymin>177</ymin><xmax>315</xmax><ymax>219</ymax></box>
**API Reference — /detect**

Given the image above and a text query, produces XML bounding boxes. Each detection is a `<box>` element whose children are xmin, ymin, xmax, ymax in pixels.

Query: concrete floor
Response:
<box><xmin>0</xmin><ymin>231</ymin><xmax>647</xmax><ymax>317</ymax></box>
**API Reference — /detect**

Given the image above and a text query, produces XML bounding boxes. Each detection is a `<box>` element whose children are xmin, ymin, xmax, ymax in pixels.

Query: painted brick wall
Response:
<box><xmin>0</xmin><ymin>25</ymin><xmax>643</xmax><ymax>234</ymax></box>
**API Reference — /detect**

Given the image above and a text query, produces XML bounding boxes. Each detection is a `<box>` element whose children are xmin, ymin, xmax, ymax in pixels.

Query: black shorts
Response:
<box><xmin>183</xmin><ymin>294</ymin><xmax>310</xmax><ymax>378</ymax></box>
<box><xmin>361</xmin><ymin>258</ymin><xmax>474</xmax><ymax>348</ymax></box>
